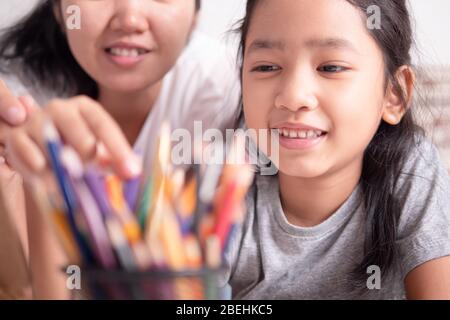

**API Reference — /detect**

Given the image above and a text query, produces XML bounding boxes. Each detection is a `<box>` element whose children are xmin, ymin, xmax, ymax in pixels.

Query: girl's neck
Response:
<box><xmin>278</xmin><ymin>156</ymin><xmax>363</xmax><ymax>227</ymax></box>
<box><xmin>98</xmin><ymin>81</ymin><xmax>162</xmax><ymax>146</ymax></box>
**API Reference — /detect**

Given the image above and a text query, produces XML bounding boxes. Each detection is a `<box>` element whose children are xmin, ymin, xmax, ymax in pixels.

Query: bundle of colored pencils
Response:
<box><xmin>33</xmin><ymin>120</ymin><xmax>254</xmax><ymax>276</ymax></box>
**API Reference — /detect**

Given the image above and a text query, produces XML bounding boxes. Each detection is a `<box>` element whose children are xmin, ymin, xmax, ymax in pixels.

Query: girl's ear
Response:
<box><xmin>382</xmin><ymin>66</ymin><xmax>415</xmax><ymax>125</ymax></box>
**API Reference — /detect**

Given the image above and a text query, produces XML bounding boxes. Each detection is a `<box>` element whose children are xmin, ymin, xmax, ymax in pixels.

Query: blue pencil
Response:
<box><xmin>44</xmin><ymin>120</ymin><xmax>94</xmax><ymax>264</ymax></box>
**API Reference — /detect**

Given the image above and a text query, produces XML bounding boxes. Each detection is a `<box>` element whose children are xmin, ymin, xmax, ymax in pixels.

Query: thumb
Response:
<box><xmin>18</xmin><ymin>95</ymin><xmax>39</xmax><ymax>116</ymax></box>
<box><xmin>0</xmin><ymin>80</ymin><xmax>27</xmax><ymax>125</ymax></box>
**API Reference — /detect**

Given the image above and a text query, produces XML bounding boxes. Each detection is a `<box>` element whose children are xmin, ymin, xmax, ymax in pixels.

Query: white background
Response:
<box><xmin>1</xmin><ymin>0</ymin><xmax>449</xmax><ymax>66</ymax></box>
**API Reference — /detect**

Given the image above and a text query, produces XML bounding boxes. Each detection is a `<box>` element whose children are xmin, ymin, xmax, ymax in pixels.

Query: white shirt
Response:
<box><xmin>133</xmin><ymin>31</ymin><xmax>241</xmax><ymax>175</ymax></box>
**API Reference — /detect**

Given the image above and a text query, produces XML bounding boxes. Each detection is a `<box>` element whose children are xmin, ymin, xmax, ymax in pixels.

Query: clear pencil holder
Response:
<box><xmin>69</xmin><ymin>266</ymin><xmax>230</xmax><ymax>300</ymax></box>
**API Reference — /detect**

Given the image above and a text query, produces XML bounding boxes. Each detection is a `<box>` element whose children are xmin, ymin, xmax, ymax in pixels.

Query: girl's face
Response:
<box><xmin>243</xmin><ymin>0</ymin><xmax>389</xmax><ymax>179</ymax></box>
<box><xmin>59</xmin><ymin>0</ymin><xmax>197</xmax><ymax>93</ymax></box>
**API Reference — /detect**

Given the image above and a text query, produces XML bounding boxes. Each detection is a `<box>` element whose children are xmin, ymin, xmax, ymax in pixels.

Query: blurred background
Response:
<box><xmin>1</xmin><ymin>0</ymin><xmax>450</xmax><ymax>170</ymax></box>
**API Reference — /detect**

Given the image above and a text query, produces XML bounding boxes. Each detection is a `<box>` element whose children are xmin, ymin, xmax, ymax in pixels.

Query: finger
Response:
<box><xmin>0</xmin><ymin>154</ymin><xmax>21</xmax><ymax>184</ymax></box>
<box><xmin>0</xmin><ymin>80</ymin><xmax>27</xmax><ymax>125</ymax></box>
<box><xmin>17</xmin><ymin>108</ymin><xmax>48</xmax><ymax>157</ymax></box>
<box><xmin>6</xmin><ymin>129</ymin><xmax>46</xmax><ymax>179</ymax></box>
<box><xmin>0</xmin><ymin>155</ymin><xmax>15</xmax><ymax>182</ymax></box>
<box><xmin>75</xmin><ymin>96</ymin><xmax>142</xmax><ymax>178</ymax></box>
<box><xmin>95</xmin><ymin>142</ymin><xmax>113</xmax><ymax>167</ymax></box>
<box><xmin>45</xmin><ymin>99</ymin><xmax>97</xmax><ymax>161</ymax></box>
<box><xmin>18</xmin><ymin>95</ymin><xmax>39</xmax><ymax>115</ymax></box>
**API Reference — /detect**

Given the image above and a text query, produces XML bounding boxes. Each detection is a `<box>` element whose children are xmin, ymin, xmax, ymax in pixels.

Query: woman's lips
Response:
<box><xmin>104</xmin><ymin>47</ymin><xmax>150</xmax><ymax>68</ymax></box>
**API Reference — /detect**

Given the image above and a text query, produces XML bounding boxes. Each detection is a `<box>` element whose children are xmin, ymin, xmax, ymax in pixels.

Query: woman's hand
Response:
<box><xmin>5</xmin><ymin>95</ymin><xmax>142</xmax><ymax>183</ymax></box>
<box><xmin>3</xmin><ymin>95</ymin><xmax>142</xmax><ymax>299</ymax></box>
<box><xmin>0</xmin><ymin>80</ymin><xmax>36</xmax><ymax>300</ymax></box>
<box><xmin>0</xmin><ymin>80</ymin><xmax>36</xmax><ymax>166</ymax></box>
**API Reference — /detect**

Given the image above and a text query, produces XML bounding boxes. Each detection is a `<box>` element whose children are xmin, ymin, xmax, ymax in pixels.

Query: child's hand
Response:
<box><xmin>5</xmin><ymin>95</ymin><xmax>142</xmax><ymax>183</ymax></box>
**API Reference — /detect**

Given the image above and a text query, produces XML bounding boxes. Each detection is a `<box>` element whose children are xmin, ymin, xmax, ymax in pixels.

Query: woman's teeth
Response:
<box><xmin>277</xmin><ymin>128</ymin><xmax>325</xmax><ymax>139</ymax></box>
<box><xmin>107</xmin><ymin>48</ymin><xmax>148</xmax><ymax>58</ymax></box>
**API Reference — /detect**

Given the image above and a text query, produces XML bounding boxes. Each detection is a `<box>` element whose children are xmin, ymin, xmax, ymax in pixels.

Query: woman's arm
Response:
<box><xmin>0</xmin><ymin>165</ymin><xmax>30</xmax><ymax>299</ymax></box>
<box><xmin>0</xmin><ymin>82</ymin><xmax>35</xmax><ymax>299</ymax></box>
<box><xmin>24</xmin><ymin>187</ymin><xmax>71</xmax><ymax>299</ymax></box>
<box><xmin>405</xmin><ymin>256</ymin><xmax>450</xmax><ymax>299</ymax></box>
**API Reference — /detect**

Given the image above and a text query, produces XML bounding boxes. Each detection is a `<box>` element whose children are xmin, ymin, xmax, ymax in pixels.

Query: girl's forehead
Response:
<box><xmin>248</xmin><ymin>0</ymin><xmax>365</xmax><ymax>35</ymax></box>
<box><xmin>246</xmin><ymin>0</ymin><xmax>373</xmax><ymax>53</ymax></box>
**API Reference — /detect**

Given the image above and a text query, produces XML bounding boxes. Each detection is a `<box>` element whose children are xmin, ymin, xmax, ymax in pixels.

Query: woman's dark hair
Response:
<box><xmin>237</xmin><ymin>0</ymin><xmax>425</xmax><ymax>287</ymax></box>
<box><xmin>0</xmin><ymin>0</ymin><xmax>201</xmax><ymax>99</ymax></box>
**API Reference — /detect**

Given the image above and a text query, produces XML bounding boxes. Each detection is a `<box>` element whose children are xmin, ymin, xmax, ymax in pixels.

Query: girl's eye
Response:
<box><xmin>317</xmin><ymin>65</ymin><xmax>348</xmax><ymax>73</ymax></box>
<box><xmin>251</xmin><ymin>65</ymin><xmax>281</xmax><ymax>73</ymax></box>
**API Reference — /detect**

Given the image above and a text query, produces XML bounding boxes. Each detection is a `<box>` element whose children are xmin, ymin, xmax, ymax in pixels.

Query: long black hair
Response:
<box><xmin>236</xmin><ymin>0</ymin><xmax>425</xmax><ymax>285</ymax></box>
<box><xmin>0</xmin><ymin>0</ymin><xmax>201</xmax><ymax>99</ymax></box>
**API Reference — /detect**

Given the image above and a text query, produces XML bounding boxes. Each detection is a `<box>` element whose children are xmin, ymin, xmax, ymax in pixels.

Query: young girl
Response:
<box><xmin>0</xmin><ymin>0</ymin><xmax>240</xmax><ymax>298</ymax></box>
<box><xmin>225</xmin><ymin>0</ymin><xmax>450</xmax><ymax>299</ymax></box>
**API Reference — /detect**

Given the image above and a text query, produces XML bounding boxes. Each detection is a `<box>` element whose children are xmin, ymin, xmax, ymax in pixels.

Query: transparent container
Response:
<box><xmin>71</xmin><ymin>266</ymin><xmax>229</xmax><ymax>300</ymax></box>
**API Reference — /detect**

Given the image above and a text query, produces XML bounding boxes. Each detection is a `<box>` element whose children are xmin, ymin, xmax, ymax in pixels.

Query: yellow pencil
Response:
<box><xmin>145</xmin><ymin>122</ymin><xmax>171</xmax><ymax>240</ymax></box>
<box><xmin>30</xmin><ymin>182</ymin><xmax>81</xmax><ymax>265</ymax></box>
<box><xmin>158</xmin><ymin>199</ymin><xmax>187</xmax><ymax>271</ymax></box>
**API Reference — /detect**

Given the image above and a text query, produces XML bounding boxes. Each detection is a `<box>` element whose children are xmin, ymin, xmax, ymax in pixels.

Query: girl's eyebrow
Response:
<box><xmin>246</xmin><ymin>39</ymin><xmax>285</xmax><ymax>54</ymax></box>
<box><xmin>246</xmin><ymin>37</ymin><xmax>358</xmax><ymax>54</ymax></box>
<box><xmin>304</xmin><ymin>37</ymin><xmax>359</xmax><ymax>53</ymax></box>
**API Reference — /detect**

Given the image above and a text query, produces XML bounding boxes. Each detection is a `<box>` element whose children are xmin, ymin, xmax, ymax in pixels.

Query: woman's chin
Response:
<box><xmin>97</xmin><ymin>79</ymin><xmax>157</xmax><ymax>94</ymax></box>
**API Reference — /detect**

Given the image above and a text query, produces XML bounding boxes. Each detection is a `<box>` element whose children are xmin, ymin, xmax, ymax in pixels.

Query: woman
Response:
<box><xmin>0</xmin><ymin>0</ymin><xmax>240</xmax><ymax>299</ymax></box>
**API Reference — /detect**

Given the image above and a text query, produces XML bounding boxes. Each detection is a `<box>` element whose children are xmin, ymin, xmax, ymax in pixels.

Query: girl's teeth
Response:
<box><xmin>307</xmin><ymin>130</ymin><xmax>315</xmax><ymax>139</ymax></box>
<box><xmin>278</xmin><ymin>128</ymin><xmax>325</xmax><ymax>139</ymax></box>
<box><xmin>289</xmin><ymin>130</ymin><xmax>297</xmax><ymax>138</ymax></box>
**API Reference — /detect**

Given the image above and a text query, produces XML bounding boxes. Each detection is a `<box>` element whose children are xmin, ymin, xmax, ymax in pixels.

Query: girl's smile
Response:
<box><xmin>272</xmin><ymin>122</ymin><xmax>328</xmax><ymax>151</ymax></box>
<box><xmin>242</xmin><ymin>0</ymin><xmax>387</xmax><ymax>179</ymax></box>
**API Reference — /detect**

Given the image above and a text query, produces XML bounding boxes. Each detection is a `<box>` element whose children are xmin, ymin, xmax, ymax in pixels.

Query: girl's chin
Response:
<box><xmin>277</xmin><ymin>162</ymin><xmax>328</xmax><ymax>179</ymax></box>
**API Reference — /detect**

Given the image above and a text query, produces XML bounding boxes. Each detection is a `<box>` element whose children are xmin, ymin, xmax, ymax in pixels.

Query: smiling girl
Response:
<box><xmin>0</xmin><ymin>0</ymin><xmax>240</xmax><ymax>298</ymax></box>
<box><xmin>225</xmin><ymin>0</ymin><xmax>450</xmax><ymax>299</ymax></box>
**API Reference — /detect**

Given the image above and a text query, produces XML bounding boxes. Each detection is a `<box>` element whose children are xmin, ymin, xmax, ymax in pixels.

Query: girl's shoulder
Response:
<box><xmin>395</xmin><ymin>134</ymin><xmax>450</xmax><ymax>221</ymax></box>
<box><xmin>397</xmin><ymin>135</ymin><xmax>450</xmax><ymax>192</ymax></box>
<box><xmin>395</xmin><ymin>135</ymin><xmax>450</xmax><ymax>279</ymax></box>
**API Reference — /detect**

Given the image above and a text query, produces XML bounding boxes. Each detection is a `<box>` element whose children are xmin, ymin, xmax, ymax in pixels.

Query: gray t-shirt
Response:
<box><xmin>225</xmin><ymin>137</ymin><xmax>450</xmax><ymax>299</ymax></box>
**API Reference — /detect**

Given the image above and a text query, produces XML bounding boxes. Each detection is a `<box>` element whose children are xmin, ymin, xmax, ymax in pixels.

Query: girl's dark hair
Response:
<box><xmin>0</xmin><ymin>0</ymin><xmax>201</xmax><ymax>99</ymax></box>
<box><xmin>237</xmin><ymin>0</ymin><xmax>424</xmax><ymax>286</ymax></box>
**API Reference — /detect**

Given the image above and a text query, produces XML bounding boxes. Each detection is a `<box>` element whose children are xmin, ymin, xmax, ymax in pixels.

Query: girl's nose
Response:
<box><xmin>275</xmin><ymin>70</ymin><xmax>319</xmax><ymax>112</ymax></box>
<box><xmin>110</xmin><ymin>0</ymin><xmax>149</xmax><ymax>33</ymax></box>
